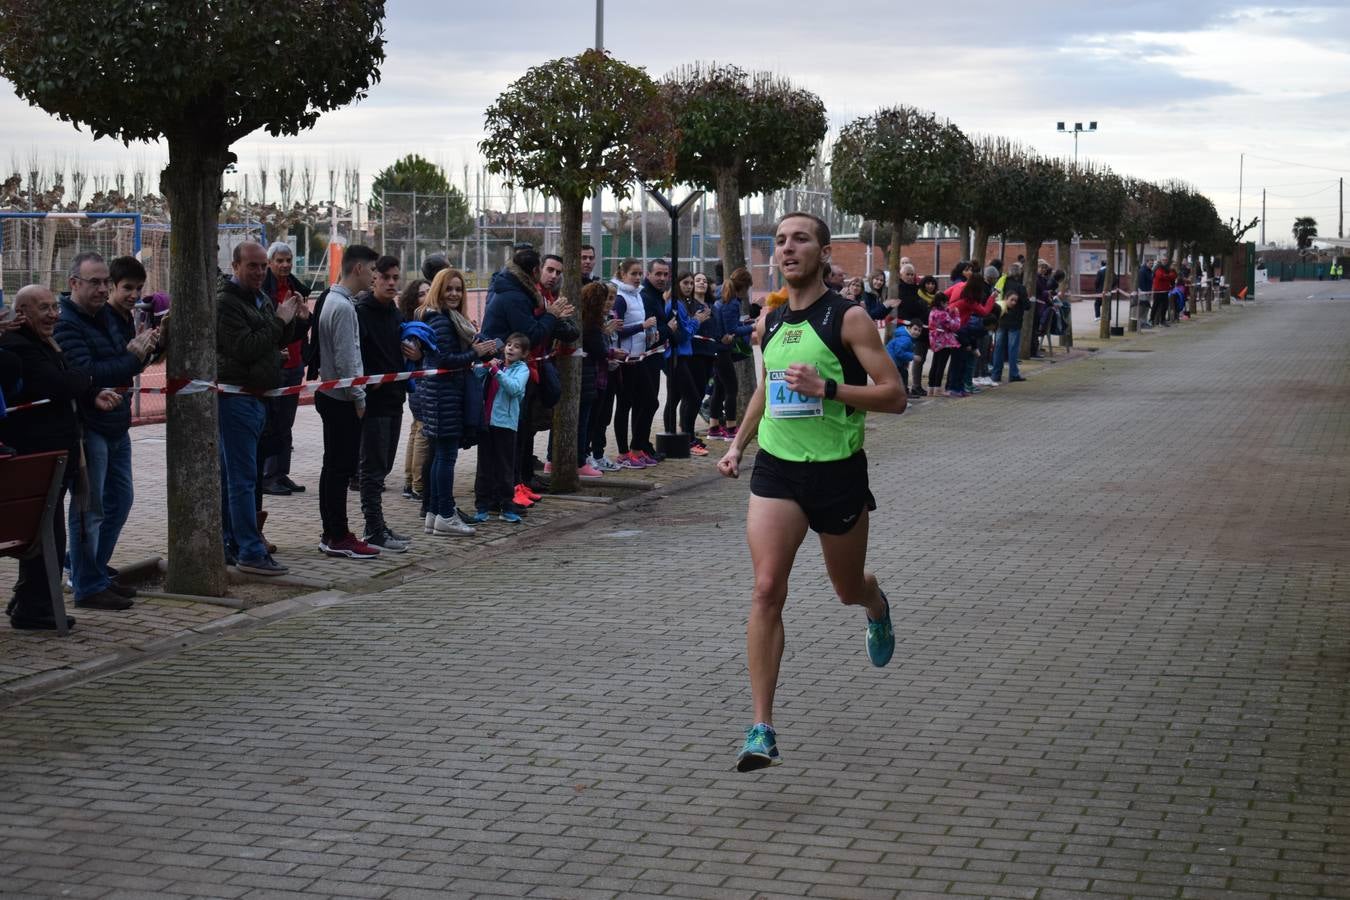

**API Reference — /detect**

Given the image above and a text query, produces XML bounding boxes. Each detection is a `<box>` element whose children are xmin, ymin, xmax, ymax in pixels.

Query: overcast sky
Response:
<box><xmin>3</xmin><ymin>0</ymin><xmax>1347</xmax><ymax>246</ymax></box>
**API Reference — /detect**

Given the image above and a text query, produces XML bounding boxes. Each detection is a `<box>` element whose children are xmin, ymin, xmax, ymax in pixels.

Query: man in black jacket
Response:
<box><xmin>355</xmin><ymin>255</ymin><xmax>412</xmax><ymax>552</ymax></box>
<box><xmin>1</xmin><ymin>285</ymin><xmax>121</xmax><ymax>631</ymax></box>
<box><xmin>216</xmin><ymin>243</ymin><xmax>303</xmax><ymax>576</ymax></box>
<box><xmin>635</xmin><ymin>258</ymin><xmax>672</xmax><ymax>459</ymax></box>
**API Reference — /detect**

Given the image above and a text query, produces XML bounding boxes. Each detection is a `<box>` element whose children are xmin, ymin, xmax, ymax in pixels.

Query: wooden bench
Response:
<box><xmin>0</xmin><ymin>451</ymin><xmax>71</xmax><ymax>635</ymax></box>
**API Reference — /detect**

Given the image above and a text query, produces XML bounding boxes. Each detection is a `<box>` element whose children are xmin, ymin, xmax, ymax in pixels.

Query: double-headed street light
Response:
<box><xmin>1056</xmin><ymin>120</ymin><xmax>1097</xmax><ymax>164</ymax></box>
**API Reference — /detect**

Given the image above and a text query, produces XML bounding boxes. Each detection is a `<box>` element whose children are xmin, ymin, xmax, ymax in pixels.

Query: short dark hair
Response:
<box><xmin>109</xmin><ymin>256</ymin><xmax>147</xmax><ymax>285</ymax></box>
<box><xmin>513</xmin><ymin>246</ymin><xmax>541</xmax><ymax>275</ymax></box>
<box><xmin>69</xmin><ymin>250</ymin><xmax>106</xmax><ymax>278</ymax></box>
<box><xmin>581</xmin><ymin>244</ymin><xmax>595</xmax><ymax>253</ymax></box>
<box><xmin>647</xmin><ymin>258</ymin><xmax>669</xmax><ymax>272</ymax></box>
<box><xmin>342</xmin><ymin>244</ymin><xmax>379</xmax><ymax>276</ymax></box>
<box><xmin>775</xmin><ymin>211</ymin><xmax>831</xmax><ymax>247</ymax></box>
<box><xmin>542</xmin><ymin>253</ymin><xmax>563</xmax><ymax>267</ymax></box>
<box><xmin>375</xmin><ymin>254</ymin><xmax>400</xmax><ymax>274</ymax></box>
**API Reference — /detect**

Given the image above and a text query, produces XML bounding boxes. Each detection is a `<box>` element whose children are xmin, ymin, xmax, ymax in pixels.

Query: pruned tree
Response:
<box><xmin>663</xmin><ymin>63</ymin><xmax>826</xmax><ymax>276</ymax></box>
<box><xmin>481</xmin><ymin>49</ymin><xmax>673</xmax><ymax>494</ymax></box>
<box><xmin>1002</xmin><ymin>151</ymin><xmax>1070</xmax><ymax>355</ymax></box>
<box><xmin>955</xmin><ymin>136</ymin><xmax>1027</xmax><ymax>267</ymax></box>
<box><xmin>1067</xmin><ymin>164</ymin><xmax>1127</xmax><ymax>339</ymax></box>
<box><xmin>0</xmin><ymin>0</ymin><xmax>387</xmax><ymax>596</ymax></box>
<box><xmin>832</xmin><ymin>106</ymin><xmax>974</xmax><ymax>298</ymax></box>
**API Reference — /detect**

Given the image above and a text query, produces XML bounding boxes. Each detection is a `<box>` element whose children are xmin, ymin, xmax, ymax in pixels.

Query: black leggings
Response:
<box><xmin>710</xmin><ymin>353</ymin><xmax>740</xmax><ymax>422</ymax></box>
<box><xmin>590</xmin><ymin>375</ymin><xmax>617</xmax><ymax>458</ymax></box>
<box><xmin>685</xmin><ymin>356</ymin><xmax>713</xmax><ymax>435</ymax></box>
<box><xmin>613</xmin><ymin>364</ymin><xmax>640</xmax><ymax>455</ymax></box>
<box><xmin>631</xmin><ymin>355</ymin><xmax>662</xmax><ymax>453</ymax></box>
<box><xmin>928</xmin><ymin>348</ymin><xmax>953</xmax><ymax>388</ymax></box>
<box><xmin>663</xmin><ymin>355</ymin><xmax>703</xmax><ymax>435</ymax></box>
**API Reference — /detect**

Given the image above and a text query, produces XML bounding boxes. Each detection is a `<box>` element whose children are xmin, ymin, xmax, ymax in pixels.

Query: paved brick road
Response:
<box><xmin>2</xmin><ymin>284</ymin><xmax>1347</xmax><ymax>898</ymax></box>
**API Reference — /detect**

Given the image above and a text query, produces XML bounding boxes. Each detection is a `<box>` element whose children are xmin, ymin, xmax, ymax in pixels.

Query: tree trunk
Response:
<box><xmin>971</xmin><ymin>224</ymin><xmax>990</xmax><ymax>269</ymax></box>
<box><xmin>160</xmin><ymin>137</ymin><xmax>229</xmax><ymax>596</ymax></box>
<box><xmin>887</xmin><ymin>216</ymin><xmax>907</xmax><ymax>303</ymax></box>
<box><xmin>1060</xmin><ymin>236</ymin><xmax>1074</xmax><ymax>349</ymax></box>
<box><xmin>550</xmin><ymin>197</ymin><xmax>583</xmax><ymax>494</ymax></box>
<box><xmin>1098</xmin><ymin>238</ymin><xmax>1116</xmax><ymax>339</ymax></box>
<box><xmin>1021</xmin><ymin>239</ymin><xmax>1042</xmax><ymax>358</ymax></box>
<box><xmin>1126</xmin><ymin>241</ymin><xmax>1140</xmax><ymax>332</ymax></box>
<box><xmin>716</xmin><ymin>168</ymin><xmax>747</xmax><ymax>274</ymax></box>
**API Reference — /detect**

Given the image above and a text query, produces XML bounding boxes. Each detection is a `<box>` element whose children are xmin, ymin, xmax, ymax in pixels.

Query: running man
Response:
<box><xmin>718</xmin><ymin>211</ymin><xmax>907</xmax><ymax>772</ymax></box>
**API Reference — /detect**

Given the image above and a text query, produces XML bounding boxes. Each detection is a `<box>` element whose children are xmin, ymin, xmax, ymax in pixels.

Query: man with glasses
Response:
<box><xmin>55</xmin><ymin>252</ymin><xmax>159</xmax><ymax>612</ymax></box>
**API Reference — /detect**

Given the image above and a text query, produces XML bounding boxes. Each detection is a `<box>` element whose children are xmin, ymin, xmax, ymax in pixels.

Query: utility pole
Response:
<box><xmin>589</xmin><ymin>0</ymin><xmax>604</xmax><ymax>274</ymax></box>
<box><xmin>1261</xmin><ymin>189</ymin><xmax>1266</xmax><ymax>246</ymax></box>
<box><xmin>1237</xmin><ymin>153</ymin><xmax>1244</xmax><ymax>224</ymax></box>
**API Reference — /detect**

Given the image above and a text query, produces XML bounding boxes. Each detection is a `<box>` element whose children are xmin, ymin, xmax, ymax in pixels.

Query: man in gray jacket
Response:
<box><xmin>315</xmin><ymin>245</ymin><xmax>379</xmax><ymax>559</ymax></box>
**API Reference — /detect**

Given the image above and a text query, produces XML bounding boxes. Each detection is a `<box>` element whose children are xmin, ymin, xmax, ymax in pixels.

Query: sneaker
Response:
<box><xmin>500</xmin><ymin>510</ymin><xmax>522</xmax><ymax>524</ymax></box>
<box><xmin>915</xmin><ymin>387</ymin><xmax>928</xmax><ymax>397</ymax></box>
<box><xmin>595</xmin><ymin>456</ymin><xmax>621</xmax><ymax>472</ymax></box>
<box><xmin>319</xmin><ymin>534</ymin><xmax>381</xmax><ymax>559</ymax></box>
<box><xmin>401</xmin><ymin>484</ymin><xmax>415</xmax><ymax>499</ymax></box>
<box><xmin>470</xmin><ymin>510</ymin><xmax>492</xmax><ymax>524</ymax></box>
<box><xmin>578</xmin><ymin>463</ymin><xmax>604</xmax><ymax>479</ymax></box>
<box><xmin>107</xmin><ymin>582</ymin><xmax>137</xmax><ymax>599</ymax></box>
<box><xmin>236</xmin><ymin>555</ymin><xmax>290</xmax><ymax>576</ymax></box>
<box><xmin>1009</xmin><ymin>375</ymin><xmax>1027</xmax><ymax>382</ymax></box>
<box><xmin>866</xmin><ymin>590</ymin><xmax>895</xmax><ymax>667</ymax></box>
<box><xmin>432</xmin><ymin>514</ymin><xmax>475</xmax><ymax>537</ymax></box>
<box><xmin>261</xmin><ymin>480</ymin><xmax>292</xmax><ymax>496</ymax></box>
<box><xmin>689</xmin><ymin>441</ymin><xmax>709</xmax><ymax>457</ymax></box>
<box><xmin>706</xmin><ymin>425</ymin><xmax>724</xmax><ymax>440</ymax></box>
<box><xmin>279</xmin><ymin>475</ymin><xmax>306</xmax><ymax>493</ymax></box>
<box><xmin>639</xmin><ymin>450</ymin><xmax>660</xmax><ymax>465</ymax></box>
<box><xmin>735</xmin><ymin>723</ymin><xmax>783</xmax><ymax>773</ymax></box>
<box><xmin>513</xmin><ymin>486</ymin><xmax>536</xmax><ymax>508</ymax></box>
<box><xmin>520</xmin><ymin>483</ymin><xmax>544</xmax><ymax>501</ymax></box>
<box><xmin>619</xmin><ymin>451</ymin><xmax>648</xmax><ymax>469</ymax></box>
<box><xmin>364</xmin><ymin>528</ymin><xmax>410</xmax><ymax>553</ymax></box>
<box><xmin>945</xmin><ymin>390</ymin><xmax>965</xmax><ymax>398</ymax></box>
<box><xmin>725</xmin><ymin>425</ymin><xmax>739</xmax><ymax>439</ymax></box>
<box><xmin>423</xmin><ymin>511</ymin><xmax>435</xmax><ymax>534</ymax></box>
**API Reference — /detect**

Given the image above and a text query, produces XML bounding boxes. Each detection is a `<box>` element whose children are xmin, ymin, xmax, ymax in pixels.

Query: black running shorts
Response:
<box><xmin>750</xmin><ymin>449</ymin><xmax>876</xmax><ymax>535</ymax></box>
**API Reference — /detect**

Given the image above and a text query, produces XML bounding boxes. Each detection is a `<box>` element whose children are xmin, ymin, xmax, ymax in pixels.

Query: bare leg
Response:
<box><xmin>817</xmin><ymin>508</ymin><xmax>886</xmax><ymax>620</ymax></box>
<box><xmin>745</xmin><ymin>495</ymin><xmax>810</xmax><ymax>727</ymax></box>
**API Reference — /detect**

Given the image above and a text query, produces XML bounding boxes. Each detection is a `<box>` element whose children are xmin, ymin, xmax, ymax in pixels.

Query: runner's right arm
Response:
<box><xmin>718</xmin><ymin>316</ymin><xmax>768</xmax><ymax>479</ymax></box>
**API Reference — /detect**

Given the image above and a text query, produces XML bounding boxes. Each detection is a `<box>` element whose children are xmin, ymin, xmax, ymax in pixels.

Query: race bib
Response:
<box><xmin>767</xmin><ymin>370</ymin><xmax>823</xmax><ymax>419</ymax></box>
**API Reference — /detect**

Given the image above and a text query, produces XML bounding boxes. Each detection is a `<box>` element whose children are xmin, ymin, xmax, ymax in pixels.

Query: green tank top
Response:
<box><xmin>758</xmin><ymin>290</ymin><xmax>868</xmax><ymax>462</ymax></box>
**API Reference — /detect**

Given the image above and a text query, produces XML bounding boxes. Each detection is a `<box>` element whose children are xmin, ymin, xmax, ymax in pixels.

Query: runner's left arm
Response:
<box><xmin>782</xmin><ymin>304</ymin><xmax>906</xmax><ymax>414</ymax></box>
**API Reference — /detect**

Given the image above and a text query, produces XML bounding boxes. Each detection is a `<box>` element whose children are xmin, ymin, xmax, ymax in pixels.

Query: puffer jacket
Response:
<box><xmin>54</xmin><ymin>295</ymin><xmax>146</xmax><ymax>437</ymax></box>
<box><xmin>927</xmin><ymin>306</ymin><xmax>961</xmax><ymax>351</ymax></box>
<box><xmin>480</xmin><ymin>264</ymin><xmax>556</xmax><ymax>349</ymax></box>
<box><xmin>413</xmin><ymin>310</ymin><xmax>481</xmax><ymax>441</ymax></box>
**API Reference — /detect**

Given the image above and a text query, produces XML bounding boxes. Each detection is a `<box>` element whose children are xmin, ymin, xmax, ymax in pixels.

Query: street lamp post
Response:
<box><xmin>589</xmin><ymin>1</ymin><xmax>604</xmax><ymax>275</ymax></box>
<box><xmin>1056</xmin><ymin>120</ymin><xmax>1097</xmax><ymax>165</ymax></box>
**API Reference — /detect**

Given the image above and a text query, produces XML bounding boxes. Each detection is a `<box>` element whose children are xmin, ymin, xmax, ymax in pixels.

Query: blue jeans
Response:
<box><xmin>68</xmin><ymin>429</ymin><xmax>133</xmax><ymax>600</ymax></box>
<box><xmin>428</xmin><ymin>435</ymin><xmax>460</xmax><ymax>518</ymax></box>
<box><xmin>218</xmin><ymin>394</ymin><xmax>267</xmax><ymax>562</ymax></box>
<box><xmin>991</xmin><ymin>328</ymin><xmax>1021</xmax><ymax>381</ymax></box>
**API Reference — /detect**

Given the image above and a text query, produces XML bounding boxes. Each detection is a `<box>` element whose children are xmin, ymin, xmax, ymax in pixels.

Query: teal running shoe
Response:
<box><xmin>735</xmin><ymin>723</ymin><xmax>782</xmax><ymax>772</ymax></box>
<box><xmin>866</xmin><ymin>590</ymin><xmax>895</xmax><ymax>667</ymax></box>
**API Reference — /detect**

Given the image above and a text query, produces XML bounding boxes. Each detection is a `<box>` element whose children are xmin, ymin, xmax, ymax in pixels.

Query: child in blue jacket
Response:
<box><xmin>471</xmin><ymin>333</ymin><xmax>531</xmax><ymax>523</ymax></box>
<box><xmin>885</xmin><ymin>322</ymin><xmax>921</xmax><ymax>393</ymax></box>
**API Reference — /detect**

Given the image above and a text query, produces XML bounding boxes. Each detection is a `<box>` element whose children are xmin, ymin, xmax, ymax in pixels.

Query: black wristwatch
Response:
<box><xmin>823</xmin><ymin>378</ymin><xmax>838</xmax><ymax>400</ymax></box>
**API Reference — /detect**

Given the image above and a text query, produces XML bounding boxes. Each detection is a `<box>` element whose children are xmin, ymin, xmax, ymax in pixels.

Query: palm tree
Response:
<box><xmin>1292</xmin><ymin>216</ymin><xmax>1318</xmax><ymax>254</ymax></box>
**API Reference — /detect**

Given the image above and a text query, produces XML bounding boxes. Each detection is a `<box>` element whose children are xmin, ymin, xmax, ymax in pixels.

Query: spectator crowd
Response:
<box><xmin>0</xmin><ymin>238</ymin><xmax>1203</xmax><ymax>631</ymax></box>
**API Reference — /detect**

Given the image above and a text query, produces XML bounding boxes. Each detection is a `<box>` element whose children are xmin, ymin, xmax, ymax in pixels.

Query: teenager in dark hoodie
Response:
<box><xmin>355</xmin><ymin>255</ymin><xmax>415</xmax><ymax>552</ymax></box>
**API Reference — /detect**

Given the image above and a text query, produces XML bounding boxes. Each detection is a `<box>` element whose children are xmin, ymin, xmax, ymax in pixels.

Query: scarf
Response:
<box><xmin>918</xmin><ymin>289</ymin><xmax>937</xmax><ymax>306</ymax></box>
